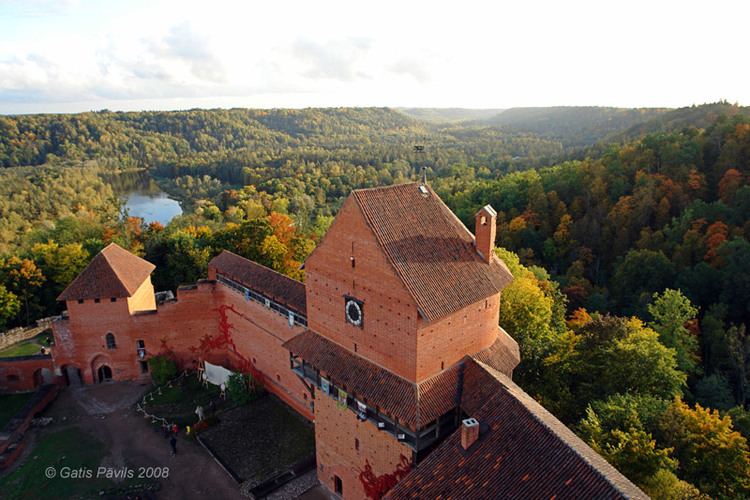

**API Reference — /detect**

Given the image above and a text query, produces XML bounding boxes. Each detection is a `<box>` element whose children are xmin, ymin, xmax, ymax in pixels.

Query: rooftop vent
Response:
<box><xmin>461</xmin><ymin>417</ymin><xmax>480</xmax><ymax>450</ymax></box>
<box><xmin>418</xmin><ymin>185</ymin><xmax>429</xmax><ymax>197</ymax></box>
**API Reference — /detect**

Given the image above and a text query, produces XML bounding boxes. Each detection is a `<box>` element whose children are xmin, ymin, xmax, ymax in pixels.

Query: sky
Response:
<box><xmin>0</xmin><ymin>0</ymin><xmax>748</xmax><ymax>114</ymax></box>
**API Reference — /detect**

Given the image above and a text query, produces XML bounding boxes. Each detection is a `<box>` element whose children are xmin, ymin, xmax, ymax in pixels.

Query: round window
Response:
<box><xmin>345</xmin><ymin>299</ymin><xmax>363</xmax><ymax>326</ymax></box>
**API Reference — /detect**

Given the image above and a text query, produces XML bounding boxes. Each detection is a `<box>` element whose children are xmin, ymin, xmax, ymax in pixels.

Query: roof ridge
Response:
<box><xmin>351</xmin><ymin>191</ymin><xmax>428</xmax><ymax>318</ymax></box>
<box><xmin>471</xmin><ymin>359</ymin><xmax>648</xmax><ymax>499</ymax></box>
<box><xmin>100</xmin><ymin>244</ymin><xmax>132</xmax><ymax>295</ymax></box>
<box><xmin>216</xmin><ymin>250</ymin><xmax>305</xmax><ymax>286</ymax></box>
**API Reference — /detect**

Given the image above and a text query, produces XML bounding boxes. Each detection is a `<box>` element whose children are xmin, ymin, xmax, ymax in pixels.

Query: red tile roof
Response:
<box><xmin>472</xmin><ymin>326</ymin><xmax>520</xmax><ymax>376</ymax></box>
<box><xmin>209</xmin><ymin>250</ymin><xmax>306</xmax><ymax>316</ymax></box>
<box><xmin>57</xmin><ymin>243</ymin><xmax>155</xmax><ymax>301</ymax></box>
<box><xmin>352</xmin><ymin>183</ymin><xmax>513</xmax><ymax>323</ymax></box>
<box><xmin>387</xmin><ymin>360</ymin><xmax>648</xmax><ymax>500</ymax></box>
<box><xmin>283</xmin><ymin>330</ymin><xmax>464</xmax><ymax>430</ymax></box>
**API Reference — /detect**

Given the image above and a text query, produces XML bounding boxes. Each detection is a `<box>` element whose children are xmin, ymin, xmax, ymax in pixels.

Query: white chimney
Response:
<box><xmin>461</xmin><ymin>417</ymin><xmax>480</xmax><ymax>450</ymax></box>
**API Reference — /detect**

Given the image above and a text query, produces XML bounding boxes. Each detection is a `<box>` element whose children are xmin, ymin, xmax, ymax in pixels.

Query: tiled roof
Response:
<box><xmin>283</xmin><ymin>330</ymin><xmax>464</xmax><ymax>430</ymax></box>
<box><xmin>472</xmin><ymin>326</ymin><xmax>520</xmax><ymax>376</ymax></box>
<box><xmin>388</xmin><ymin>360</ymin><xmax>648</xmax><ymax>500</ymax></box>
<box><xmin>58</xmin><ymin>243</ymin><xmax>155</xmax><ymax>301</ymax></box>
<box><xmin>209</xmin><ymin>250</ymin><xmax>306</xmax><ymax>316</ymax></box>
<box><xmin>352</xmin><ymin>183</ymin><xmax>513</xmax><ymax>323</ymax></box>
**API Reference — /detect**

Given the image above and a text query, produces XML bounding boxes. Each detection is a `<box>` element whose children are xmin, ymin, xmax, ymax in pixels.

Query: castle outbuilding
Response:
<box><xmin>48</xmin><ymin>182</ymin><xmax>646</xmax><ymax>499</ymax></box>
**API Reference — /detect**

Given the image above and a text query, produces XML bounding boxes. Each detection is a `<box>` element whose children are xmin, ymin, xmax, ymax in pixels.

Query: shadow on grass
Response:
<box><xmin>0</xmin><ymin>428</ymin><xmax>154</xmax><ymax>500</ymax></box>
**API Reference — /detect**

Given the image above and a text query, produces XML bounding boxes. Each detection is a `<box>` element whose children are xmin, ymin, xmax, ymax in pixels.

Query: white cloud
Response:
<box><xmin>0</xmin><ymin>0</ymin><xmax>748</xmax><ymax>113</ymax></box>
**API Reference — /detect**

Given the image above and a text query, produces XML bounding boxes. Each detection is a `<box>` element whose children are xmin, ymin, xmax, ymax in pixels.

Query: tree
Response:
<box><xmin>647</xmin><ymin>289</ymin><xmax>700</xmax><ymax>377</ymax></box>
<box><xmin>148</xmin><ymin>355</ymin><xmax>178</xmax><ymax>385</ymax></box>
<box><xmin>495</xmin><ymin>247</ymin><xmax>566</xmax><ymax>384</ymax></box>
<box><xmin>554</xmin><ymin>316</ymin><xmax>685</xmax><ymax>421</ymax></box>
<box><xmin>611</xmin><ymin>250</ymin><xmax>676</xmax><ymax>317</ymax></box>
<box><xmin>0</xmin><ymin>256</ymin><xmax>45</xmax><ymax>325</ymax></box>
<box><xmin>31</xmin><ymin>241</ymin><xmax>90</xmax><ymax>301</ymax></box>
<box><xmin>695</xmin><ymin>374</ymin><xmax>736</xmax><ymax>411</ymax></box>
<box><xmin>579</xmin><ymin>406</ymin><xmax>675</xmax><ymax>485</ymax></box>
<box><xmin>660</xmin><ymin>398</ymin><xmax>750</xmax><ymax>498</ymax></box>
<box><xmin>0</xmin><ymin>284</ymin><xmax>21</xmax><ymax>329</ymax></box>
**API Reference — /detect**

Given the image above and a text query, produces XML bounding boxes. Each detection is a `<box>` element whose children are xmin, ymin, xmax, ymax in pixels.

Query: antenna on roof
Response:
<box><xmin>414</xmin><ymin>144</ymin><xmax>429</xmax><ymax>196</ymax></box>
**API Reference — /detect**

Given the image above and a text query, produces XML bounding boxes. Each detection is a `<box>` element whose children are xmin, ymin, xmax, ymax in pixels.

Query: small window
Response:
<box><xmin>110</xmin><ymin>297</ymin><xmax>117</xmax><ymax>303</ymax></box>
<box><xmin>94</xmin><ymin>298</ymin><xmax>100</xmax><ymax>304</ymax></box>
<box><xmin>355</xmin><ymin>438</ymin><xmax>359</xmax><ymax>451</ymax></box>
<box><xmin>276</xmin><ymin>374</ymin><xmax>281</xmax><ymax>382</ymax></box>
<box><xmin>252</xmin><ymin>358</ymin><xmax>257</xmax><ymax>364</ymax></box>
<box><xmin>139</xmin><ymin>361</ymin><xmax>149</xmax><ymax>374</ymax></box>
<box><xmin>105</xmin><ymin>332</ymin><xmax>116</xmax><ymax>349</ymax></box>
<box><xmin>136</xmin><ymin>340</ymin><xmax>145</xmax><ymax>349</ymax></box>
<box><xmin>334</xmin><ymin>476</ymin><xmax>343</xmax><ymax>495</ymax></box>
<box><xmin>354</xmin><ymin>343</ymin><xmax>358</xmax><ymax>353</ymax></box>
<box><xmin>77</xmin><ymin>299</ymin><xmax>84</xmax><ymax>304</ymax></box>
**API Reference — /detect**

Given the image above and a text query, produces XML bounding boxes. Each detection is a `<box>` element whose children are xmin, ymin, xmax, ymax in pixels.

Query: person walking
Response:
<box><xmin>170</xmin><ymin>434</ymin><xmax>177</xmax><ymax>456</ymax></box>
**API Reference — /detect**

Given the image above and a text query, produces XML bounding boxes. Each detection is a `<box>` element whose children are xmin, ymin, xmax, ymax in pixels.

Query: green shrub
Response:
<box><xmin>148</xmin><ymin>355</ymin><xmax>178</xmax><ymax>385</ymax></box>
<box><xmin>227</xmin><ymin>372</ymin><xmax>256</xmax><ymax>405</ymax></box>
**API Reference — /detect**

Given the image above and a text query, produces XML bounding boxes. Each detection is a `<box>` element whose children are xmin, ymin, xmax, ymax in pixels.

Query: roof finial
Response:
<box><xmin>414</xmin><ymin>144</ymin><xmax>427</xmax><ymax>187</ymax></box>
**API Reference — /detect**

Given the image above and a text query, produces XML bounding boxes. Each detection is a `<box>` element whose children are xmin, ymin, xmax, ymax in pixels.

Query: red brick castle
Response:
<box><xmin>48</xmin><ymin>183</ymin><xmax>645</xmax><ymax>499</ymax></box>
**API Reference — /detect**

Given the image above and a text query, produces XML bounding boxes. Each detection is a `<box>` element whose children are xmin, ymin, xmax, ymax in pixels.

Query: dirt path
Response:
<box><xmin>42</xmin><ymin>381</ymin><xmax>243</xmax><ymax>500</ymax></box>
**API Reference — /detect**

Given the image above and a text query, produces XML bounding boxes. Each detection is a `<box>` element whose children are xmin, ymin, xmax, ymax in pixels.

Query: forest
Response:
<box><xmin>0</xmin><ymin>103</ymin><xmax>749</xmax><ymax>497</ymax></box>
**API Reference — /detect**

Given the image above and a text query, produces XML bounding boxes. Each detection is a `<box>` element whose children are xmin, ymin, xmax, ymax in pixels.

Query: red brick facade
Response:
<box><xmin>315</xmin><ymin>394</ymin><xmax>411</xmax><ymax>499</ymax></box>
<box><xmin>0</xmin><ymin>356</ymin><xmax>55</xmax><ymax>392</ymax></box>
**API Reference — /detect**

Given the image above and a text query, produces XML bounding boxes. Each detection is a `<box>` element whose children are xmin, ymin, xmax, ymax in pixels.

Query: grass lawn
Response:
<box><xmin>144</xmin><ymin>375</ymin><xmax>223</xmax><ymax>425</ymax></box>
<box><xmin>0</xmin><ymin>332</ymin><xmax>53</xmax><ymax>359</ymax></box>
<box><xmin>0</xmin><ymin>428</ymin><xmax>147</xmax><ymax>500</ymax></box>
<box><xmin>200</xmin><ymin>395</ymin><xmax>315</xmax><ymax>482</ymax></box>
<box><xmin>0</xmin><ymin>393</ymin><xmax>34</xmax><ymax>429</ymax></box>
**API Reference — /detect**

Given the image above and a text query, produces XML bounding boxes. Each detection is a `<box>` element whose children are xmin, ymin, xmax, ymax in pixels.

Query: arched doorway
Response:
<box><xmin>97</xmin><ymin>365</ymin><xmax>113</xmax><ymax>383</ymax></box>
<box><xmin>61</xmin><ymin>365</ymin><xmax>83</xmax><ymax>386</ymax></box>
<box><xmin>33</xmin><ymin>368</ymin><xmax>53</xmax><ymax>387</ymax></box>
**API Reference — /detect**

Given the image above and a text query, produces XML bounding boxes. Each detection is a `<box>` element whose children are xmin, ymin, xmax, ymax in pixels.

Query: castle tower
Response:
<box><xmin>54</xmin><ymin>243</ymin><xmax>157</xmax><ymax>384</ymax></box>
<box><xmin>285</xmin><ymin>183</ymin><xmax>519</xmax><ymax>498</ymax></box>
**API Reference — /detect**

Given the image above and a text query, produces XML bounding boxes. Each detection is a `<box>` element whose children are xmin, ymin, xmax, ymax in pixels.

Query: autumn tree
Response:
<box><xmin>660</xmin><ymin>398</ymin><xmax>750</xmax><ymax>498</ymax></box>
<box><xmin>647</xmin><ymin>289</ymin><xmax>700</xmax><ymax>377</ymax></box>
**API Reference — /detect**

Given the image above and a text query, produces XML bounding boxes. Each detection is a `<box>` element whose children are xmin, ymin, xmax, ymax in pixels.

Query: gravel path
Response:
<box><xmin>41</xmin><ymin>381</ymin><xmax>243</xmax><ymax>500</ymax></box>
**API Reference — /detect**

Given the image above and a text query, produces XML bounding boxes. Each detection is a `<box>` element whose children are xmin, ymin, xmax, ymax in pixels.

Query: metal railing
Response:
<box><xmin>216</xmin><ymin>274</ymin><xmax>307</xmax><ymax>327</ymax></box>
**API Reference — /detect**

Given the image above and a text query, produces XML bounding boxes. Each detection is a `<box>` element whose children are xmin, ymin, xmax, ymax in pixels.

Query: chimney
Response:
<box><xmin>475</xmin><ymin>205</ymin><xmax>497</xmax><ymax>263</ymax></box>
<box><xmin>461</xmin><ymin>417</ymin><xmax>480</xmax><ymax>450</ymax></box>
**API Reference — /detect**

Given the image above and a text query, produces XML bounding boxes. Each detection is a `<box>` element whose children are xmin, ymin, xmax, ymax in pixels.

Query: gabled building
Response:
<box><xmin>47</xmin><ymin>182</ymin><xmax>646</xmax><ymax>499</ymax></box>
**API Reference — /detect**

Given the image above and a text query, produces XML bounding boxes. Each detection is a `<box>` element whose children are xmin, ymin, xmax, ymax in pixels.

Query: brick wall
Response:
<box><xmin>415</xmin><ymin>294</ymin><xmax>501</xmax><ymax>382</ymax></box>
<box><xmin>52</xmin><ymin>281</ymin><xmax>222</xmax><ymax>384</ymax></box>
<box><xmin>306</xmin><ymin>197</ymin><xmax>420</xmax><ymax>381</ymax></box>
<box><xmin>217</xmin><ymin>286</ymin><xmax>313</xmax><ymax>420</ymax></box>
<box><xmin>0</xmin><ymin>356</ymin><xmax>55</xmax><ymax>392</ymax></box>
<box><xmin>49</xmin><ymin>276</ymin><xmax>313</xmax><ymax>422</ymax></box>
<box><xmin>315</xmin><ymin>393</ymin><xmax>412</xmax><ymax>499</ymax></box>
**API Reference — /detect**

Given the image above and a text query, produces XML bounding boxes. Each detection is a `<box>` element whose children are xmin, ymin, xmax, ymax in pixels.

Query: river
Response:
<box><xmin>104</xmin><ymin>171</ymin><xmax>183</xmax><ymax>226</ymax></box>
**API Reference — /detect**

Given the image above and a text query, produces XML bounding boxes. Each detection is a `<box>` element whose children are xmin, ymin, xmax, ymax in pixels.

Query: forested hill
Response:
<box><xmin>472</xmin><ymin>106</ymin><xmax>669</xmax><ymax>147</ymax></box>
<box><xmin>396</xmin><ymin>107</ymin><xmax>505</xmax><ymax>123</ymax></box>
<box><xmin>472</xmin><ymin>102</ymin><xmax>750</xmax><ymax>149</ymax></box>
<box><xmin>1</xmin><ymin>105</ymin><xmax>750</xmax><ymax>497</ymax></box>
<box><xmin>0</xmin><ymin>107</ymin><xmax>561</xmax><ymax>169</ymax></box>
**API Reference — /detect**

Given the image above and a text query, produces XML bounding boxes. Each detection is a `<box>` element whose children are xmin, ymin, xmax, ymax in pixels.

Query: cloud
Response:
<box><xmin>389</xmin><ymin>58</ymin><xmax>431</xmax><ymax>83</ymax></box>
<box><xmin>291</xmin><ymin>37</ymin><xmax>372</xmax><ymax>81</ymax></box>
<box><xmin>147</xmin><ymin>22</ymin><xmax>227</xmax><ymax>84</ymax></box>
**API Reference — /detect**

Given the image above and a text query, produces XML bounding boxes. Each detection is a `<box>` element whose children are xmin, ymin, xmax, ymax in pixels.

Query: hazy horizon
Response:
<box><xmin>1</xmin><ymin>0</ymin><xmax>748</xmax><ymax>114</ymax></box>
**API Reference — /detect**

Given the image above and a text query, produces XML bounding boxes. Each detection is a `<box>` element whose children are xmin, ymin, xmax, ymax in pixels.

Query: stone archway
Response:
<box><xmin>61</xmin><ymin>364</ymin><xmax>83</xmax><ymax>386</ymax></box>
<box><xmin>32</xmin><ymin>368</ymin><xmax>53</xmax><ymax>387</ymax></box>
<box><xmin>91</xmin><ymin>354</ymin><xmax>113</xmax><ymax>384</ymax></box>
<box><xmin>97</xmin><ymin>365</ymin><xmax>113</xmax><ymax>383</ymax></box>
